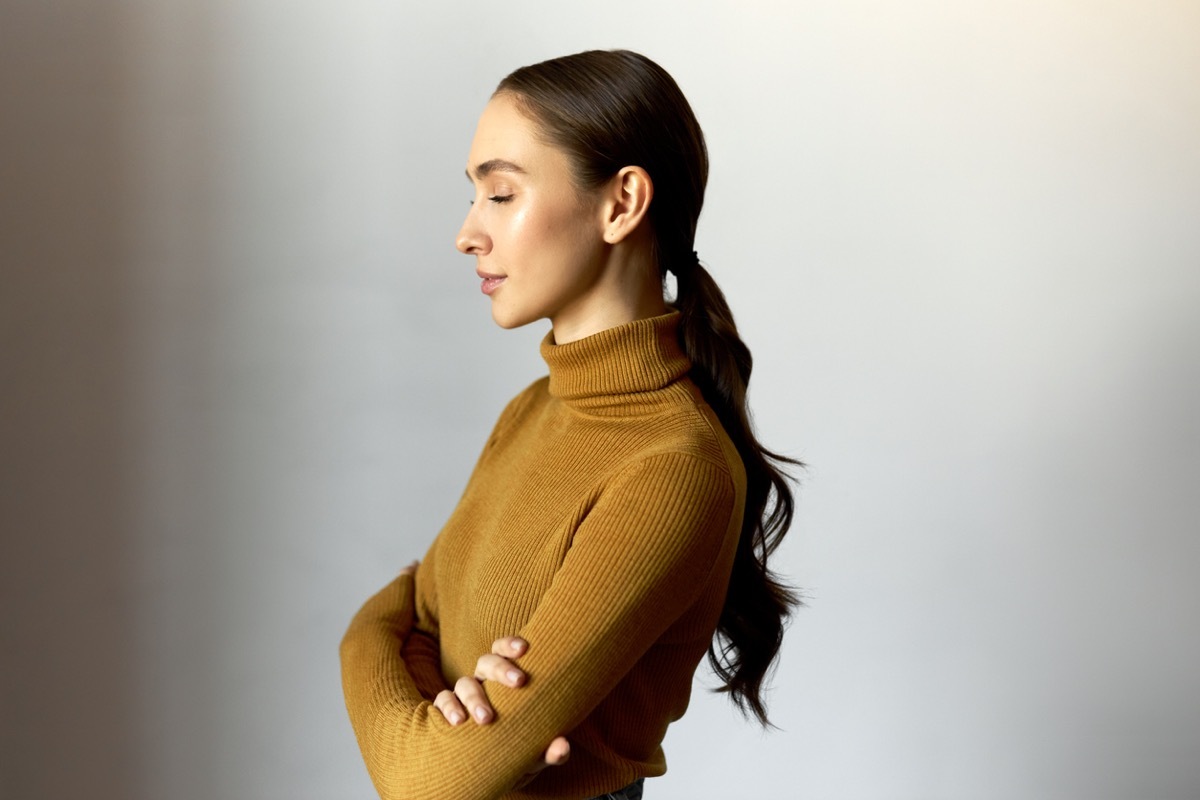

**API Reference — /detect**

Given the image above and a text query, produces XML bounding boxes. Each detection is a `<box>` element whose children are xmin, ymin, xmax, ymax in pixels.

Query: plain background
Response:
<box><xmin>2</xmin><ymin>1</ymin><xmax>1198</xmax><ymax>798</ymax></box>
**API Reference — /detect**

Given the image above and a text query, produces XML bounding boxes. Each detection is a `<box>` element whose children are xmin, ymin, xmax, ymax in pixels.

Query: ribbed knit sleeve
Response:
<box><xmin>398</xmin><ymin>533</ymin><xmax>449</xmax><ymax>700</ymax></box>
<box><xmin>339</xmin><ymin>452</ymin><xmax>737</xmax><ymax>800</ymax></box>
<box><xmin>339</xmin><ymin>572</ymin><xmax>428</xmax><ymax>776</ymax></box>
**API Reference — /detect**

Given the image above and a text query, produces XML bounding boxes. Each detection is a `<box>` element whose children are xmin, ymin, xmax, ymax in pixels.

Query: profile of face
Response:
<box><xmin>456</xmin><ymin>94</ymin><xmax>610</xmax><ymax>331</ymax></box>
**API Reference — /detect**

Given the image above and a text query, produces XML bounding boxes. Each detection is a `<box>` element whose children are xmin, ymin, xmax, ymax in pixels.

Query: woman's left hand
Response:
<box><xmin>432</xmin><ymin>636</ymin><xmax>570</xmax><ymax>782</ymax></box>
<box><xmin>433</xmin><ymin>636</ymin><xmax>528</xmax><ymax>726</ymax></box>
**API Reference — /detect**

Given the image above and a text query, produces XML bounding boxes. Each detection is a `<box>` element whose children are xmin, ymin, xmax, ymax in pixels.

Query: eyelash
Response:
<box><xmin>470</xmin><ymin>195</ymin><xmax>514</xmax><ymax>205</ymax></box>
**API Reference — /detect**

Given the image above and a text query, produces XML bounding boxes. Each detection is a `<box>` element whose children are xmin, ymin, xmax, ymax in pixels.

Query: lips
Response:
<box><xmin>477</xmin><ymin>269</ymin><xmax>506</xmax><ymax>296</ymax></box>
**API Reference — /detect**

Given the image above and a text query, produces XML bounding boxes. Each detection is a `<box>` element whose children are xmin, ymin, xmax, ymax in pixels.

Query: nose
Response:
<box><xmin>455</xmin><ymin>204</ymin><xmax>490</xmax><ymax>256</ymax></box>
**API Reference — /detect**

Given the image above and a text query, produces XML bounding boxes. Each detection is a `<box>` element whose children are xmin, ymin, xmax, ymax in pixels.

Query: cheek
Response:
<box><xmin>505</xmin><ymin>206</ymin><xmax>575</xmax><ymax>266</ymax></box>
<box><xmin>538</xmin><ymin>200</ymin><xmax>597</xmax><ymax>256</ymax></box>
<box><xmin>500</xmin><ymin>207</ymin><xmax>537</xmax><ymax>252</ymax></box>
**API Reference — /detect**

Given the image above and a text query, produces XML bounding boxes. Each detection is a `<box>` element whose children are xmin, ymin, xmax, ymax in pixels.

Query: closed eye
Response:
<box><xmin>468</xmin><ymin>195</ymin><xmax>514</xmax><ymax>205</ymax></box>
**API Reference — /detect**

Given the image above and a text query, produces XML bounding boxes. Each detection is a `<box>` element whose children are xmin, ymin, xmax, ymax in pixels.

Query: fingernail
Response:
<box><xmin>507</xmin><ymin>669</ymin><xmax>521</xmax><ymax>684</ymax></box>
<box><xmin>475</xmin><ymin>707</ymin><xmax>488</xmax><ymax>722</ymax></box>
<box><xmin>448</xmin><ymin>711</ymin><xmax>462</xmax><ymax>725</ymax></box>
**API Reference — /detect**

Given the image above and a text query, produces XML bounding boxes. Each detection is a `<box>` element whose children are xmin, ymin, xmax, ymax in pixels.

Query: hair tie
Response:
<box><xmin>670</xmin><ymin>250</ymin><xmax>700</xmax><ymax>279</ymax></box>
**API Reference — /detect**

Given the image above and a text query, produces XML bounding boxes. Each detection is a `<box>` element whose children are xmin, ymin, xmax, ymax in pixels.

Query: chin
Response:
<box><xmin>490</xmin><ymin>303</ymin><xmax>538</xmax><ymax>330</ymax></box>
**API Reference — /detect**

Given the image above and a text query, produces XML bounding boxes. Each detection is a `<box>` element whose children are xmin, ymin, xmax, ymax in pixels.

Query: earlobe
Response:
<box><xmin>602</xmin><ymin>166</ymin><xmax>653</xmax><ymax>244</ymax></box>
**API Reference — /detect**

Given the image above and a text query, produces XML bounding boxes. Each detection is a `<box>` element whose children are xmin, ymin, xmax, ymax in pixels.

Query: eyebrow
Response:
<box><xmin>466</xmin><ymin>159</ymin><xmax>526</xmax><ymax>181</ymax></box>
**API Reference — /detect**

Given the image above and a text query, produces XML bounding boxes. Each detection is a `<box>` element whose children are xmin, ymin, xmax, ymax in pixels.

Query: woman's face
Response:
<box><xmin>456</xmin><ymin>93</ymin><xmax>608</xmax><ymax>331</ymax></box>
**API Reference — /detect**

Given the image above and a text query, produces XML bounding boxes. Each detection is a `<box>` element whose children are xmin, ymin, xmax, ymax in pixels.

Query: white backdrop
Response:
<box><xmin>2</xmin><ymin>1</ymin><xmax>1198</xmax><ymax>798</ymax></box>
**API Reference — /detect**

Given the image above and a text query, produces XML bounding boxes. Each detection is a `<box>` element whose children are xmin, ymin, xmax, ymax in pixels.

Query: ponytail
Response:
<box><xmin>672</xmin><ymin>254</ymin><xmax>802</xmax><ymax>728</ymax></box>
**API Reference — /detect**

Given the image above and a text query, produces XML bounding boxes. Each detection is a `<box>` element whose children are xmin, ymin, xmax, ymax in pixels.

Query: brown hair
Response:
<box><xmin>498</xmin><ymin>49</ymin><xmax>801</xmax><ymax>727</ymax></box>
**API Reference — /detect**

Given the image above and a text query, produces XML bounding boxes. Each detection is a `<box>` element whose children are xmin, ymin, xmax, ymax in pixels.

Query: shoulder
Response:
<box><xmin>590</xmin><ymin>427</ymin><xmax>745</xmax><ymax>533</ymax></box>
<box><xmin>609</xmin><ymin>448</ymin><xmax>738</xmax><ymax>503</ymax></box>
<box><xmin>636</xmin><ymin>382</ymin><xmax>747</xmax><ymax>492</ymax></box>
<box><xmin>590</xmin><ymin>450</ymin><xmax>744</xmax><ymax>571</ymax></box>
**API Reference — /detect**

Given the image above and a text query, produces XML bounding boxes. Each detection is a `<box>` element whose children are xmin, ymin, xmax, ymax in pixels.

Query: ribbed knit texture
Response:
<box><xmin>341</xmin><ymin>310</ymin><xmax>747</xmax><ymax>800</ymax></box>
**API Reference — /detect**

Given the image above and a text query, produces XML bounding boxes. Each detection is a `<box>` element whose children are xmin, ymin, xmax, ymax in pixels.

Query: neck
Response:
<box><xmin>550</xmin><ymin>294</ymin><xmax>668</xmax><ymax>344</ymax></box>
<box><xmin>550</xmin><ymin>238</ymin><xmax>665</xmax><ymax>344</ymax></box>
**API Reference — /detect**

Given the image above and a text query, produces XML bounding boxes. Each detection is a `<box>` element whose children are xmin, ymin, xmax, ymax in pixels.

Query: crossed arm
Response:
<box><xmin>378</xmin><ymin>562</ymin><xmax>571</xmax><ymax>778</ymax></box>
<box><xmin>340</xmin><ymin>453</ymin><xmax>737</xmax><ymax>800</ymax></box>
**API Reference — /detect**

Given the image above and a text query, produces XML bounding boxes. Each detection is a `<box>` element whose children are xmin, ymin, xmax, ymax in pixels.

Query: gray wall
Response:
<box><xmin>2</xmin><ymin>1</ymin><xmax>1197</xmax><ymax>798</ymax></box>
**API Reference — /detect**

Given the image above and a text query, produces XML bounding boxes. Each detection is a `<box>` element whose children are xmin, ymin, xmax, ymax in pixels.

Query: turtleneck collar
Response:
<box><xmin>540</xmin><ymin>310</ymin><xmax>692</xmax><ymax>409</ymax></box>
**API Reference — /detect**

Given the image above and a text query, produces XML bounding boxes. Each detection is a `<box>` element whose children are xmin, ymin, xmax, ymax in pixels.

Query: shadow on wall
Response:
<box><xmin>2</xmin><ymin>5</ymin><xmax>155</xmax><ymax>798</ymax></box>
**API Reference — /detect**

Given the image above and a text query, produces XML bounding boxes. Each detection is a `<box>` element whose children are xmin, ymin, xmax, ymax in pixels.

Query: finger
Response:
<box><xmin>491</xmin><ymin>636</ymin><xmax>527</xmax><ymax>658</ymax></box>
<box><xmin>524</xmin><ymin>735</ymin><xmax>570</xmax><ymax>777</ymax></box>
<box><xmin>399</xmin><ymin>559</ymin><xmax>420</xmax><ymax>576</ymax></box>
<box><xmin>474</xmin><ymin>653</ymin><xmax>525</xmax><ymax>688</ymax></box>
<box><xmin>432</xmin><ymin>689</ymin><xmax>467</xmax><ymax>727</ymax></box>
<box><xmin>454</xmin><ymin>676</ymin><xmax>494</xmax><ymax>724</ymax></box>
<box><xmin>543</xmin><ymin>735</ymin><xmax>570</xmax><ymax>766</ymax></box>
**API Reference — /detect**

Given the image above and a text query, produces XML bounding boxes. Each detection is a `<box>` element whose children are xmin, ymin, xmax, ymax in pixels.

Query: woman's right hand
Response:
<box><xmin>432</xmin><ymin>636</ymin><xmax>570</xmax><ymax>776</ymax></box>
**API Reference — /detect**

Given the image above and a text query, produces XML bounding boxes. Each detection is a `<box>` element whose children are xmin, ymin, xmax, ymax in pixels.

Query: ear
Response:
<box><xmin>600</xmin><ymin>166</ymin><xmax>653</xmax><ymax>244</ymax></box>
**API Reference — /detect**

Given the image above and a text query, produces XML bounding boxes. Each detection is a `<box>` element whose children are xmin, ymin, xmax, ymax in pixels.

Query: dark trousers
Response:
<box><xmin>588</xmin><ymin>777</ymin><xmax>644</xmax><ymax>800</ymax></box>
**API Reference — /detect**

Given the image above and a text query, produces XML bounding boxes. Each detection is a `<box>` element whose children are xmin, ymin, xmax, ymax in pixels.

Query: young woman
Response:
<box><xmin>341</xmin><ymin>49</ymin><xmax>799</xmax><ymax>800</ymax></box>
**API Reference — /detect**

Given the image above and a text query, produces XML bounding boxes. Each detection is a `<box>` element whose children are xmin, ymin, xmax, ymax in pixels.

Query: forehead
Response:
<box><xmin>466</xmin><ymin>94</ymin><xmax>568</xmax><ymax>181</ymax></box>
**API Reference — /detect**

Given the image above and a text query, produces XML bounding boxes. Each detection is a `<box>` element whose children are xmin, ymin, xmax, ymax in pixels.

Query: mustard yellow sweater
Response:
<box><xmin>341</xmin><ymin>310</ymin><xmax>747</xmax><ymax>800</ymax></box>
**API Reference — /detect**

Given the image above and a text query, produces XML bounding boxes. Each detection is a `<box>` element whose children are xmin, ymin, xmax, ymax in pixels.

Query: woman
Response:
<box><xmin>341</xmin><ymin>49</ymin><xmax>799</xmax><ymax>800</ymax></box>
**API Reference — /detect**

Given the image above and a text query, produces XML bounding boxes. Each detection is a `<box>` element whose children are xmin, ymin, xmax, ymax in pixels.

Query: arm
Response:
<box><xmin>345</xmin><ymin>540</ymin><xmax>449</xmax><ymax>707</ymax></box>
<box><xmin>400</xmin><ymin>537</ymin><xmax>450</xmax><ymax>700</ymax></box>
<box><xmin>401</xmin><ymin>630</ymin><xmax>448</xmax><ymax>701</ymax></box>
<box><xmin>340</xmin><ymin>452</ymin><xmax>738</xmax><ymax>800</ymax></box>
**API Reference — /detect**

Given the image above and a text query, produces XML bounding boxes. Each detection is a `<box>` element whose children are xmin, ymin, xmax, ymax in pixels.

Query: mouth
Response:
<box><xmin>477</xmin><ymin>269</ymin><xmax>506</xmax><ymax>296</ymax></box>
